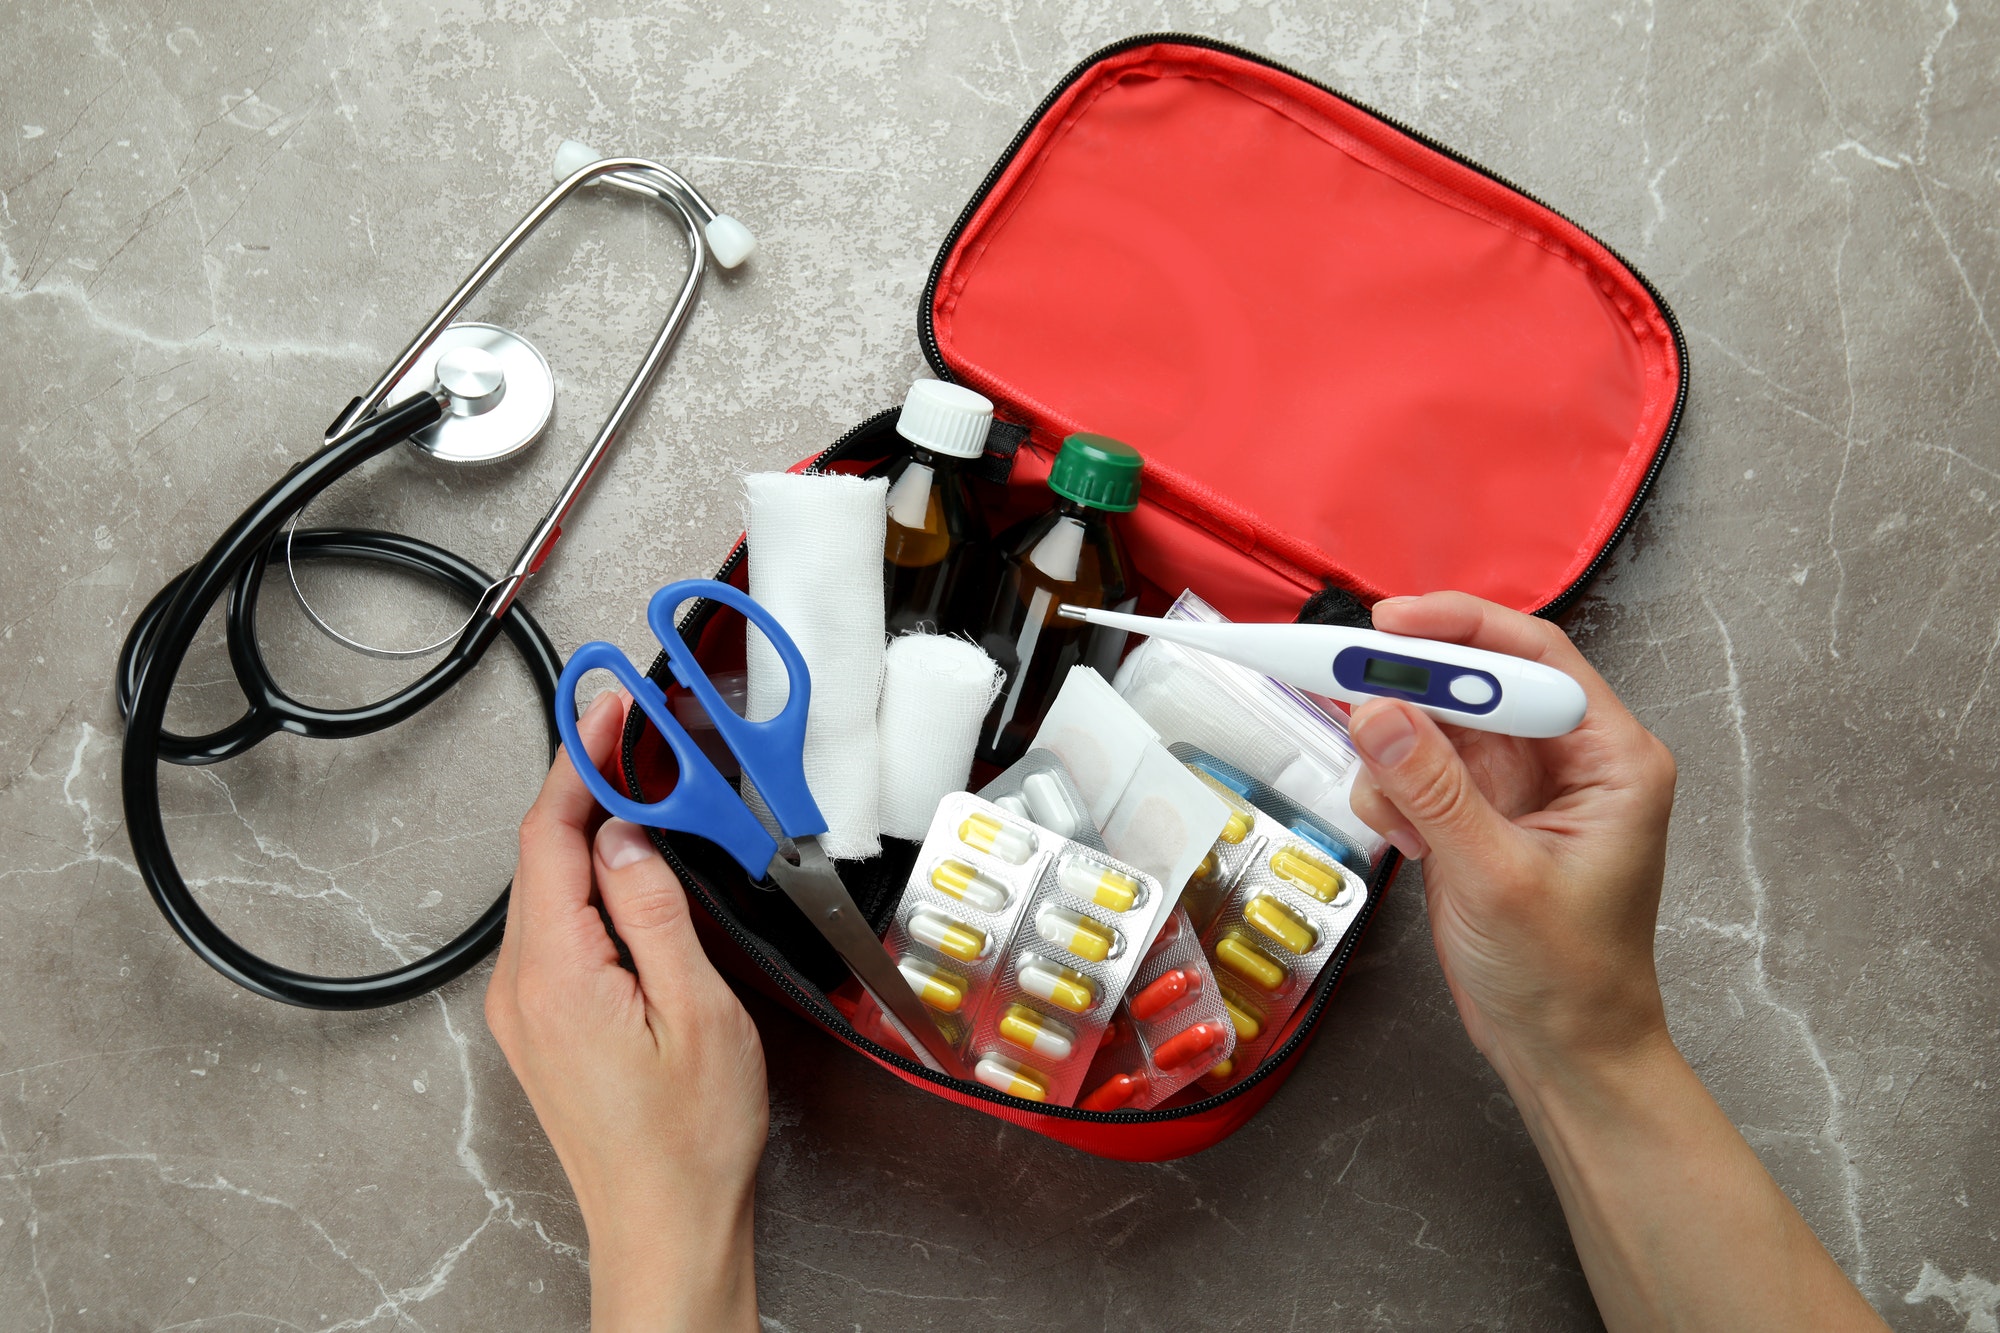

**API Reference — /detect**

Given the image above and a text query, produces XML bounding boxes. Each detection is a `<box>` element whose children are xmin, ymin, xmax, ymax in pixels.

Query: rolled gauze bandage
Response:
<box><xmin>877</xmin><ymin>634</ymin><xmax>1005</xmax><ymax>840</ymax></box>
<box><xmin>744</xmin><ymin>471</ymin><xmax>889</xmax><ymax>859</ymax></box>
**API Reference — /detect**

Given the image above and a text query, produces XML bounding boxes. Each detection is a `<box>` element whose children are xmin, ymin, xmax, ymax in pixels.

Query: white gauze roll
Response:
<box><xmin>876</xmin><ymin>634</ymin><xmax>1005</xmax><ymax>840</ymax></box>
<box><xmin>743</xmin><ymin>472</ymin><xmax>888</xmax><ymax>859</ymax></box>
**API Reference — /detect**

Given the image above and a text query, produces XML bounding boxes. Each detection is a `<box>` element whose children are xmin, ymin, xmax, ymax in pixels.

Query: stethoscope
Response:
<box><xmin>116</xmin><ymin>142</ymin><xmax>754</xmax><ymax>1009</ymax></box>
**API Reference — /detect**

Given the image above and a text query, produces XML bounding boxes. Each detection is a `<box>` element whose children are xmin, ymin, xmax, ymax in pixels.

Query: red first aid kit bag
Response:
<box><xmin>618</xmin><ymin>35</ymin><xmax>1685</xmax><ymax>1161</ymax></box>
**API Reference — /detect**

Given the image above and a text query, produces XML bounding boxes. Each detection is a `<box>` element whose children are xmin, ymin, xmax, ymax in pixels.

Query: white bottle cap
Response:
<box><xmin>896</xmin><ymin>379</ymin><xmax>993</xmax><ymax>459</ymax></box>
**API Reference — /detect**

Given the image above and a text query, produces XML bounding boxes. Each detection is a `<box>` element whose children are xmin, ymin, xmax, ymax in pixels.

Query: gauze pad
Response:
<box><xmin>1025</xmin><ymin>670</ymin><xmax>1229</xmax><ymax>955</ymax></box>
<box><xmin>877</xmin><ymin>634</ymin><xmax>1004</xmax><ymax>840</ymax></box>
<box><xmin>1028</xmin><ymin>666</ymin><xmax>1158</xmax><ymax>827</ymax></box>
<box><xmin>1101</xmin><ymin>742</ymin><xmax>1230</xmax><ymax>919</ymax></box>
<box><xmin>743</xmin><ymin>471</ymin><xmax>888</xmax><ymax>859</ymax></box>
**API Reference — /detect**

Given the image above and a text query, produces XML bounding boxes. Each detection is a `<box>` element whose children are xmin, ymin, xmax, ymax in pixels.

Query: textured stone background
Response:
<box><xmin>2</xmin><ymin>0</ymin><xmax>1996</xmax><ymax>1328</ymax></box>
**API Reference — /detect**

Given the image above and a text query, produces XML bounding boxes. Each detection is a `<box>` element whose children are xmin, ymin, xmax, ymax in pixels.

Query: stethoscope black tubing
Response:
<box><xmin>119</xmin><ymin>393</ymin><xmax>567</xmax><ymax>1008</ymax></box>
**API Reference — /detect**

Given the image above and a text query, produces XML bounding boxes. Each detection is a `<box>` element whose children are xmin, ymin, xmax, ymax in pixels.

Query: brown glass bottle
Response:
<box><xmin>881</xmin><ymin>380</ymin><xmax>995</xmax><ymax>636</ymax></box>
<box><xmin>883</xmin><ymin>446</ymin><xmax>988</xmax><ymax>636</ymax></box>
<box><xmin>975</xmin><ymin>434</ymin><xmax>1143</xmax><ymax>767</ymax></box>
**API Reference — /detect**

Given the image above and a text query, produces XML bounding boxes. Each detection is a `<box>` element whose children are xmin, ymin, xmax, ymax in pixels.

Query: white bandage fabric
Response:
<box><xmin>876</xmin><ymin>634</ymin><xmax>1004</xmax><ymax>840</ymax></box>
<box><xmin>743</xmin><ymin>471</ymin><xmax>888</xmax><ymax>859</ymax></box>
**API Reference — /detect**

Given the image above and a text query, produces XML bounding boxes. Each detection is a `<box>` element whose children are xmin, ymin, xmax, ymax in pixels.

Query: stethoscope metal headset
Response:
<box><xmin>115</xmin><ymin>142</ymin><xmax>754</xmax><ymax>1009</ymax></box>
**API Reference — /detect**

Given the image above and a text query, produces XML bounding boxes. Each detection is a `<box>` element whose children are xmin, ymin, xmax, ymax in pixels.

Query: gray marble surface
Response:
<box><xmin>2</xmin><ymin>0</ymin><xmax>1995</xmax><ymax>1328</ymax></box>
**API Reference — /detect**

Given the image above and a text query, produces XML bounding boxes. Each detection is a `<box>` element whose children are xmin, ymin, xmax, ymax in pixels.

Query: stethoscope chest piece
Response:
<box><xmin>389</xmin><ymin>321</ymin><xmax>554</xmax><ymax>464</ymax></box>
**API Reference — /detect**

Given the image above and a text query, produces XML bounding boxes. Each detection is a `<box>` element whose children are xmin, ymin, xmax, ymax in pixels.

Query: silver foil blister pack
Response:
<box><xmin>1078</xmin><ymin>905</ymin><xmax>1235</xmax><ymax>1111</ymax></box>
<box><xmin>1173</xmin><ymin>749</ymin><xmax>1369</xmax><ymax>1091</ymax></box>
<box><xmin>885</xmin><ymin>780</ymin><xmax>1168</xmax><ymax>1105</ymax></box>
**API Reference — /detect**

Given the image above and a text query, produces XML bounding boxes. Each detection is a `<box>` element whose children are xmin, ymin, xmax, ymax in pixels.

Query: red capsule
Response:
<box><xmin>1129</xmin><ymin>968</ymin><xmax>1199</xmax><ymax>1021</ymax></box>
<box><xmin>1152</xmin><ymin>1022</ymin><xmax>1228</xmax><ymax>1071</ymax></box>
<box><xmin>1080</xmin><ymin>1071</ymin><xmax>1148</xmax><ymax>1111</ymax></box>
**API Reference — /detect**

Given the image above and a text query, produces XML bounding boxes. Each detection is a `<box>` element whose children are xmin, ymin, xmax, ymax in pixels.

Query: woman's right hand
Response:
<box><xmin>1344</xmin><ymin>593</ymin><xmax>1889</xmax><ymax>1333</ymax></box>
<box><xmin>1344</xmin><ymin>591</ymin><xmax>1680</xmax><ymax>1081</ymax></box>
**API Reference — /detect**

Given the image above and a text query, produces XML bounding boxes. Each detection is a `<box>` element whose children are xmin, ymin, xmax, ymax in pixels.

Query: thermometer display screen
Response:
<box><xmin>1362</xmin><ymin>657</ymin><xmax>1432</xmax><ymax>694</ymax></box>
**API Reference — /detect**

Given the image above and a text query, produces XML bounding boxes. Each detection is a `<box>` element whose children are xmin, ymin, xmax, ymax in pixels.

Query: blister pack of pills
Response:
<box><xmin>883</xmin><ymin>785</ymin><xmax>1169</xmax><ymax>1105</ymax></box>
<box><xmin>1077</xmin><ymin>905</ymin><xmax>1235</xmax><ymax>1111</ymax></box>
<box><xmin>1166</xmin><ymin>747</ymin><xmax>1370</xmax><ymax>1091</ymax></box>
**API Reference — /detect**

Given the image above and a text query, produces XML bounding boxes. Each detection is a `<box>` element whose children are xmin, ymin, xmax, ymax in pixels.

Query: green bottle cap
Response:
<box><xmin>1047</xmin><ymin>433</ymin><xmax>1143</xmax><ymax>512</ymax></box>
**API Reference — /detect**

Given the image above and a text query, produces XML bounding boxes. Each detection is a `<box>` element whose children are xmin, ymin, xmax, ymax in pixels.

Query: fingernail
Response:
<box><xmin>597</xmin><ymin>819</ymin><xmax>654</xmax><ymax>870</ymax></box>
<box><xmin>1352</xmin><ymin>705</ymin><xmax>1419</xmax><ymax>767</ymax></box>
<box><xmin>1384</xmin><ymin>828</ymin><xmax>1428</xmax><ymax>861</ymax></box>
<box><xmin>585</xmin><ymin>689</ymin><xmax>619</xmax><ymax>720</ymax></box>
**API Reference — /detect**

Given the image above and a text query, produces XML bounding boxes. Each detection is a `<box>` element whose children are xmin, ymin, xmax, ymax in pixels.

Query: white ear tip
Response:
<box><xmin>553</xmin><ymin>139</ymin><xmax>601</xmax><ymax>182</ymax></box>
<box><xmin>704</xmin><ymin>214</ymin><xmax>757</xmax><ymax>268</ymax></box>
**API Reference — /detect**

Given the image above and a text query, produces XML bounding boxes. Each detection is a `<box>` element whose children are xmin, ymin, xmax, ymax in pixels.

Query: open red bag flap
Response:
<box><xmin>929</xmin><ymin>39</ymin><xmax>1684</xmax><ymax>613</ymax></box>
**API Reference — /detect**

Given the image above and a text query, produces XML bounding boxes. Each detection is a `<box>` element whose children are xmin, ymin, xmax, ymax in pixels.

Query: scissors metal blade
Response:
<box><xmin>765</xmin><ymin>837</ymin><xmax>970</xmax><ymax>1081</ymax></box>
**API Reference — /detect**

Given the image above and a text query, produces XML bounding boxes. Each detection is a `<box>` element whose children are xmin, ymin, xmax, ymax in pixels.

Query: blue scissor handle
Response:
<box><xmin>553</xmin><ymin>579</ymin><xmax>827</xmax><ymax>878</ymax></box>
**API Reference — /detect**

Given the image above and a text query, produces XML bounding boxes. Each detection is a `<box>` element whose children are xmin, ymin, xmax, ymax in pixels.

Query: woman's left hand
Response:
<box><xmin>486</xmin><ymin>689</ymin><xmax>767</xmax><ymax>1332</ymax></box>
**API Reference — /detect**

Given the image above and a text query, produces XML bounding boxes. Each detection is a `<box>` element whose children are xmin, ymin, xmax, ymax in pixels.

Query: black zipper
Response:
<box><xmin>618</xmin><ymin>33</ymin><xmax>1688</xmax><ymax>1122</ymax></box>
<box><xmin>913</xmin><ymin>32</ymin><xmax>1689</xmax><ymax>622</ymax></box>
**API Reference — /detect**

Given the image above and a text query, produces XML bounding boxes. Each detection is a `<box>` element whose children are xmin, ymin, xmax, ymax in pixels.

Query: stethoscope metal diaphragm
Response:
<box><xmin>387</xmin><ymin>321</ymin><xmax>555</xmax><ymax>464</ymax></box>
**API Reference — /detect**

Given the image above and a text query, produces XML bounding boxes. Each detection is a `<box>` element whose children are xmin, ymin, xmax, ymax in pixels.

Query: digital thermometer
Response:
<box><xmin>1056</xmin><ymin>605</ymin><xmax>1588</xmax><ymax>738</ymax></box>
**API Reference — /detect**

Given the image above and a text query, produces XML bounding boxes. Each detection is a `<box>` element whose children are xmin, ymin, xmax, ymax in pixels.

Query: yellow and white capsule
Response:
<box><xmin>1244</xmin><ymin>894</ymin><xmax>1318</xmax><ymax>955</ymax></box>
<box><xmin>929</xmin><ymin>858</ymin><xmax>1009</xmax><ymax>913</ymax></box>
<box><xmin>1270</xmin><ymin>845</ymin><xmax>1343</xmax><ymax>903</ymax></box>
<box><xmin>997</xmin><ymin>1003</ymin><xmax>1076</xmax><ymax>1061</ymax></box>
<box><xmin>897</xmin><ymin>957</ymin><xmax>966</xmax><ymax>1013</ymax></box>
<box><xmin>1018</xmin><ymin>955</ymin><xmax>1096</xmax><ymax>1014</ymax></box>
<box><xmin>973</xmin><ymin>1054</ymin><xmax>1049</xmax><ymax>1102</ymax></box>
<box><xmin>958</xmin><ymin>811</ymin><xmax>1035</xmax><ymax>864</ymax></box>
<box><xmin>1219</xmin><ymin>990</ymin><xmax>1263</xmax><ymax>1042</ymax></box>
<box><xmin>1035</xmin><ymin>905</ymin><xmax>1116</xmax><ymax>963</ymax></box>
<box><xmin>1056</xmin><ymin>857</ymin><xmax>1140</xmax><ymax>913</ymax></box>
<box><xmin>908</xmin><ymin>910</ymin><xmax>988</xmax><ymax>963</ymax></box>
<box><xmin>1214</xmin><ymin>930</ymin><xmax>1288</xmax><ymax>992</ymax></box>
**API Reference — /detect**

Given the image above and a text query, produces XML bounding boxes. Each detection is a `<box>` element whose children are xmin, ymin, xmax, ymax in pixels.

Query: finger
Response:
<box><xmin>1350</xmin><ymin>697</ymin><xmax>1521</xmax><ymax>867</ymax></box>
<box><xmin>1369</xmin><ymin>591</ymin><xmax>1652</xmax><ymax>764</ymax></box>
<box><xmin>525</xmin><ymin>687</ymin><xmax>631</xmax><ymax>835</ymax></box>
<box><xmin>511</xmin><ymin>689</ymin><xmax>631</xmax><ymax>970</ymax></box>
<box><xmin>593</xmin><ymin>818</ymin><xmax>718</xmax><ymax>1000</ymax></box>
<box><xmin>1347</xmin><ymin>772</ymin><xmax>1428</xmax><ymax>861</ymax></box>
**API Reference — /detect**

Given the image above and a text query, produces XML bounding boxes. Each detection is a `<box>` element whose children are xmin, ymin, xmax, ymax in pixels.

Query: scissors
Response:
<box><xmin>554</xmin><ymin>579</ymin><xmax>969</xmax><ymax>1079</ymax></box>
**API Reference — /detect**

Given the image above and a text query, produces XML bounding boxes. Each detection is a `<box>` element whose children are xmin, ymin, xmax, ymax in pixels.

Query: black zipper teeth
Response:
<box><xmin>914</xmin><ymin>31</ymin><xmax>1691</xmax><ymax>622</ymax></box>
<box><xmin>621</xmin><ymin>413</ymin><xmax>1393</xmax><ymax>1122</ymax></box>
<box><xmin>619</xmin><ymin>34</ymin><xmax>1690</xmax><ymax>1121</ymax></box>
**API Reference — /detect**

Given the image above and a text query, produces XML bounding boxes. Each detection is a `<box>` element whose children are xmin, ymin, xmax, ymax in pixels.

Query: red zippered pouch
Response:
<box><xmin>618</xmin><ymin>35</ymin><xmax>1685</xmax><ymax>1162</ymax></box>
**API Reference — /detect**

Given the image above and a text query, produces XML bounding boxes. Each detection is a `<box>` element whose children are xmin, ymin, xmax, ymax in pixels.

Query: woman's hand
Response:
<box><xmin>1345</xmin><ymin>592</ymin><xmax>1678</xmax><ymax>1082</ymax></box>
<box><xmin>1347</xmin><ymin>593</ymin><xmax>1886</xmax><ymax>1332</ymax></box>
<box><xmin>486</xmin><ymin>689</ymin><xmax>767</xmax><ymax>1332</ymax></box>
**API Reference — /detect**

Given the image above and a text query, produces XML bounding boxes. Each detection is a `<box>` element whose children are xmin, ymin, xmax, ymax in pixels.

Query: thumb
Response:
<box><xmin>593</xmin><ymin>819</ymin><xmax>714</xmax><ymax>996</ymax></box>
<box><xmin>1349</xmin><ymin>699</ymin><xmax>1517</xmax><ymax>867</ymax></box>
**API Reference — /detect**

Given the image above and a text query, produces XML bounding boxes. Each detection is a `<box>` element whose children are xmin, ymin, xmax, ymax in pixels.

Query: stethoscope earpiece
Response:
<box><xmin>553</xmin><ymin>138</ymin><xmax>756</xmax><ymax>268</ymax></box>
